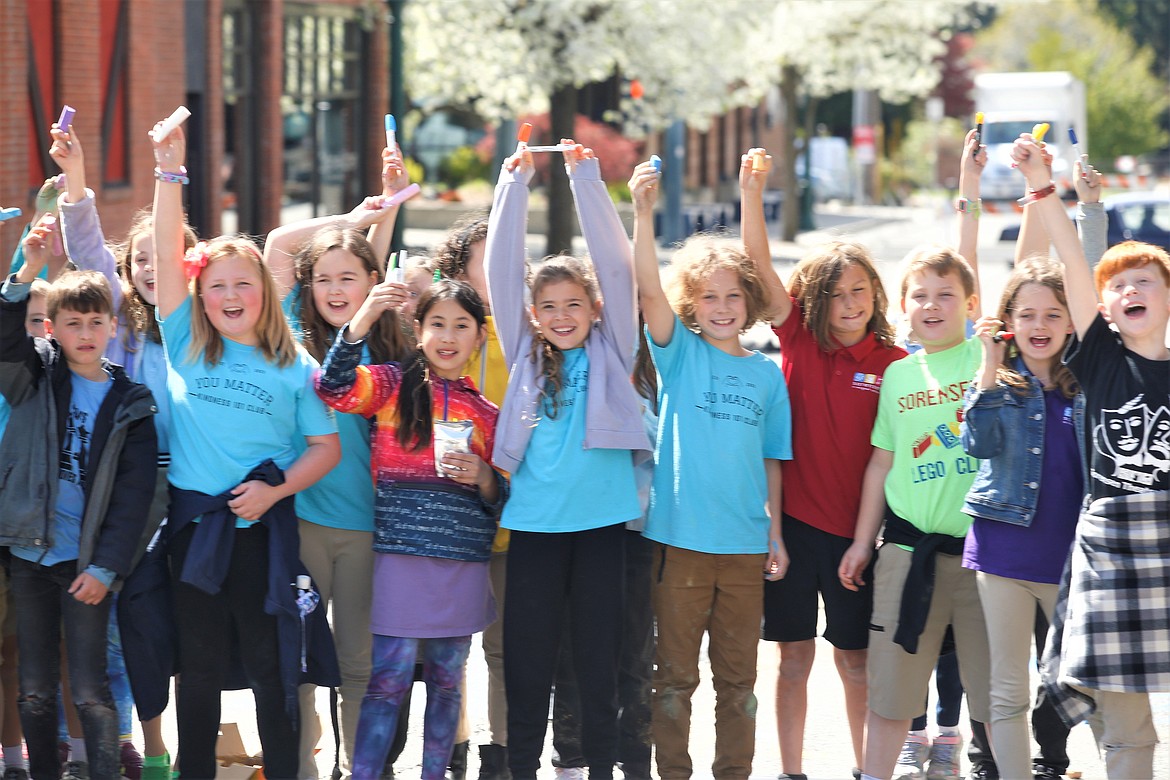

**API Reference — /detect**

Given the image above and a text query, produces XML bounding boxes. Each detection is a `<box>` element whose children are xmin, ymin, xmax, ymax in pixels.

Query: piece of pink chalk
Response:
<box><xmin>380</xmin><ymin>182</ymin><xmax>421</xmax><ymax>208</ymax></box>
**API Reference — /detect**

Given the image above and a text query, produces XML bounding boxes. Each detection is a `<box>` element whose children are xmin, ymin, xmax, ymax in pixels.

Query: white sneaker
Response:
<box><xmin>925</xmin><ymin>732</ymin><xmax>964</xmax><ymax>780</ymax></box>
<box><xmin>893</xmin><ymin>733</ymin><xmax>931</xmax><ymax>780</ymax></box>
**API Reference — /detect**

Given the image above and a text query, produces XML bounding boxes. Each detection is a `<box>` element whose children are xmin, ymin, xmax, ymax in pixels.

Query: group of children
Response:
<box><xmin>0</xmin><ymin>108</ymin><xmax>1165</xmax><ymax>780</ymax></box>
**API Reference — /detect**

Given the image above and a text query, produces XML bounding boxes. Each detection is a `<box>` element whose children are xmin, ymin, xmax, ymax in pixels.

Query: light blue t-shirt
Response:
<box><xmin>643</xmin><ymin>317</ymin><xmax>793</xmax><ymax>554</ymax></box>
<box><xmin>133</xmin><ymin>339</ymin><xmax>172</xmax><ymax>455</ymax></box>
<box><xmin>502</xmin><ymin>347</ymin><xmax>641</xmax><ymax>533</ymax></box>
<box><xmin>13</xmin><ymin>372</ymin><xmax>116</xmax><ymax>586</ymax></box>
<box><xmin>159</xmin><ymin>296</ymin><xmax>336</xmax><ymax>497</ymax></box>
<box><xmin>0</xmin><ymin>397</ymin><xmax>9</xmax><ymax>442</ymax></box>
<box><xmin>294</xmin><ymin>340</ymin><xmax>375</xmax><ymax>533</ymax></box>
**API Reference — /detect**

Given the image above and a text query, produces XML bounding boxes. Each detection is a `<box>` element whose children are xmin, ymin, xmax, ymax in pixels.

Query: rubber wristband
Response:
<box><xmin>154</xmin><ymin>166</ymin><xmax>189</xmax><ymax>185</ymax></box>
<box><xmin>1018</xmin><ymin>182</ymin><xmax>1056</xmax><ymax>206</ymax></box>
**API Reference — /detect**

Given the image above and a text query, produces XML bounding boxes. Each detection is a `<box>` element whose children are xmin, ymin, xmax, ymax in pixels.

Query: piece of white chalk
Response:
<box><xmin>296</xmin><ymin>575</ymin><xmax>311</xmax><ymax>590</ymax></box>
<box><xmin>152</xmin><ymin>106</ymin><xmax>192</xmax><ymax>143</ymax></box>
<box><xmin>523</xmin><ymin>145</ymin><xmax>574</xmax><ymax>153</ymax></box>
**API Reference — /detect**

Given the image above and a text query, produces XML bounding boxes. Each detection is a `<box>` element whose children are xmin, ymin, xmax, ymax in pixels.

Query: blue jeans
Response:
<box><xmin>10</xmin><ymin>557</ymin><xmax>119</xmax><ymax>780</ymax></box>
<box><xmin>352</xmin><ymin>635</ymin><xmax>472</xmax><ymax>780</ymax></box>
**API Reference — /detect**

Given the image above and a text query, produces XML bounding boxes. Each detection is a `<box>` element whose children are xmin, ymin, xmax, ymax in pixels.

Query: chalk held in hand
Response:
<box><xmin>379</xmin><ymin>182</ymin><xmax>420</xmax><ymax>209</ymax></box>
<box><xmin>0</xmin><ymin>207</ymin><xmax>22</xmax><ymax>223</ymax></box>
<box><xmin>1031</xmin><ymin>123</ymin><xmax>1050</xmax><ymax>143</ymax></box>
<box><xmin>385</xmin><ymin>114</ymin><xmax>397</xmax><ymax>151</ymax></box>
<box><xmin>516</xmin><ymin>123</ymin><xmax>533</xmax><ymax>144</ymax></box>
<box><xmin>387</xmin><ymin>250</ymin><xmax>405</xmax><ymax>283</ymax></box>
<box><xmin>992</xmin><ymin>331</ymin><xmax>1014</xmax><ymax>344</ymax></box>
<box><xmin>524</xmin><ymin>145</ymin><xmax>575</xmax><ymax>153</ymax></box>
<box><xmin>57</xmin><ymin>105</ymin><xmax>75</xmax><ymax>134</ymax></box>
<box><xmin>650</xmin><ymin>154</ymin><xmax>662</xmax><ymax>172</ymax></box>
<box><xmin>152</xmin><ymin>106</ymin><xmax>191</xmax><ymax>143</ymax></box>
<box><xmin>752</xmin><ymin>151</ymin><xmax>767</xmax><ymax>172</ymax></box>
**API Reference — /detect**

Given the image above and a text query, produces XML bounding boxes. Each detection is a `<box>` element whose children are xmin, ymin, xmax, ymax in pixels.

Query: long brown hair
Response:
<box><xmin>996</xmin><ymin>256</ymin><xmax>1078</xmax><ymax>399</ymax></box>
<box><xmin>188</xmin><ymin>237</ymin><xmax>298</xmax><ymax>368</ymax></box>
<box><xmin>116</xmin><ymin>208</ymin><xmax>197</xmax><ymax>348</ymax></box>
<box><xmin>293</xmin><ymin>227</ymin><xmax>410</xmax><ymax>365</ymax></box>
<box><xmin>789</xmin><ymin>241</ymin><xmax>896</xmax><ymax>351</ymax></box>
<box><xmin>527</xmin><ymin>255</ymin><xmax>600</xmax><ymax>418</ymax></box>
<box><xmin>395</xmin><ymin>280</ymin><xmax>487</xmax><ymax>450</ymax></box>
<box><xmin>433</xmin><ymin>213</ymin><xmax>489</xmax><ymax>280</ymax></box>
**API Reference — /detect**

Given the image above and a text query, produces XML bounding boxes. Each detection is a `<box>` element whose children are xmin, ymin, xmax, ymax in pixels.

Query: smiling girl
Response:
<box><xmin>315</xmin><ymin>279</ymin><xmax>505</xmax><ymax>779</ymax></box>
<box><xmin>486</xmin><ymin>142</ymin><xmax>651</xmax><ymax>780</ymax></box>
<box><xmin>630</xmin><ymin>157</ymin><xmax>791</xmax><ymax>780</ymax></box>
<box><xmin>152</xmin><ymin>122</ymin><xmax>341</xmax><ymax>780</ymax></box>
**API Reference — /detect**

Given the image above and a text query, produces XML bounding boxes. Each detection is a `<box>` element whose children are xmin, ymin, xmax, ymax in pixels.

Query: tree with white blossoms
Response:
<box><xmin>748</xmin><ymin>0</ymin><xmax>980</xmax><ymax>239</ymax></box>
<box><xmin>405</xmin><ymin>0</ymin><xmax>760</xmax><ymax>254</ymax></box>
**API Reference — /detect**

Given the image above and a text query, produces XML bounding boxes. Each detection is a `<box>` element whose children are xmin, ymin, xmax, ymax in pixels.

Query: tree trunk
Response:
<box><xmin>547</xmin><ymin>83</ymin><xmax>577</xmax><ymax>257</ymax></box>
<box><xmin>779</xmin><ymin>65</ymin><xmax>801</xmax><ymax>242</ymax></box>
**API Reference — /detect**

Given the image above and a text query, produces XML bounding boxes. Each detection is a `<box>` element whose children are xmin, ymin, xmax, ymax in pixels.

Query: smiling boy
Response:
<box><xmin>0</xmin><ymin>228</ymin><xmax>157</xmax><ymax>780</ymax></box>
<box><xmin>838</xmin><ymin>245</ymin><xmax>992</xmax><ymax>780</ymax></box>
<box><xmin>1015</xmin><ymin>134</ymin><xmax>1170</xmax><ymax>780</ymax></box>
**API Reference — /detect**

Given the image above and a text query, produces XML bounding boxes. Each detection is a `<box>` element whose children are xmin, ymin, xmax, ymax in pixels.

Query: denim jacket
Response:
<box><xmin>960</xmin><ymin>363</ymin><xmax>1085</xmax><ymax>526</ymax></box>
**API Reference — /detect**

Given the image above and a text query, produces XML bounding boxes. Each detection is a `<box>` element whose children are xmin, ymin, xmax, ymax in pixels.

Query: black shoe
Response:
<box><xmin>1032</xmin><ymin>765</ymin><xmax>1062</xmax><ymax>780</ymax></box>
<box><xmin>969</xmin><ymin>765</ymin><xmax>1001</xmax><ymax>780</ymax></box>
<box><xmin>447</xmin><ymin>740</ymin><xmax>469</xmax><ymax>780</ymax></box>
<box><xmin>477</xmin><ymin>743</ymin><xmax>512</xmax><ymax>780</ymax></box>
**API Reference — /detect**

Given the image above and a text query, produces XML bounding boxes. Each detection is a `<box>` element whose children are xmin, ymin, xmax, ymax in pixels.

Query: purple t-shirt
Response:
<box><xmin>963</xmin><ymin>390</ymin><xmax>1082</xmax><ymax>584</ymax></box>
<box><xmin>371</xmin><ymin>553</ymin><xmax>495</xmax><ymax>638</ymax></box>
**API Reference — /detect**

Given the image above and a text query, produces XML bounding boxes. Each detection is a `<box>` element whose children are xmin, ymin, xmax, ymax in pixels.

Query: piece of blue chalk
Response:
<box><xmin>0</xmin><ymin>208</ymin><xmax>22</xmax><ymax>222</ymax></box>
<box><xmin>650</xmin><ymin>154</ymin><xmax>661</xmax><ymax>172</ymax></box>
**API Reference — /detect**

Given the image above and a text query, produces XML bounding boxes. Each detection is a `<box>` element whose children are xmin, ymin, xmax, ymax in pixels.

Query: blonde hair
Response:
<box><xmin>29</xmin><ymin>279</ymin><xmax>51</xmax><ymax>300</ymax></box>
<box><xmin>899</xmin><ymin>245</ymin><xmax>976</xmax><ymax>300</ymax></box>
<box><xmin>789</xmin><ymin>241</ymin><xmax>896</xmax><ymax>351</ymax></box>
<box><xmin>995</xmin><ymin>256</ymin><xmax>1078</xmax><ymax>399</ymax></box>
<box><xmin>666</xmin><ymin>235</ymin><xmax>770</xmax><ymax>332</ymax></box>
<box><xmin>526</xmin><ymin>255</ymin><xmax>600</xmax><ymax>417</ymax></box>
<box><xmin>189</xmin><ymin>236</ymin><xmax>297</xmax><ymax>369</ymax></box>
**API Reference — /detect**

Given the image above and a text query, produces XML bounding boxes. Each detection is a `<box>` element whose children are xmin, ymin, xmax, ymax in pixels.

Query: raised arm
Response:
<box><xmin>1013</xmin><ymin>139</ymin><xmax>1054</xmax><ymax>265</ymax></box>
<box><xmin>956</xmin><ymin>128</ymin><xmax>986</xmax><ymax>314</ymax></box>
<box><xmin>629</xmin><ymin>160</ymin><xmax>674</xmax><ymax>346</ymax></box>
<box><xmin>1012</xmin><ymin>136</ymin><xmax>1098</xmax><ymax>338</ymax></box>
<box><xmin>483</xmin><ymin>151</ymin><xmax>536</xmax><ymax>367</ymax></box>
<box><xmin>264</xmin><ymin>197</ymin><xmax>400</xmax><ymax>299</ymax></box>
<box><xmin>740</xmin><ymin>148</ymin><xmax>791</xmax><ymax>326</ymax></box>
<box><xmin>566</xmin><ymin>143</ymin><xmax>638</xmax><ymax>366</ymax></box>
<box><xmin>151</xmin><ymin>123</ymin><xmax>188</xmax><ymax>320</ymax></box>
<box><xmin>1073</xmin><ymin>157</ymin><xmax>1106</xmax><ymax>269</ymax></box>
<box><xmin>366</xmin><ymin>144</ymin><xmax>411</xmax><ymax>264</ymax></box>
<box><xmin>50</xmin><ymin>125</ymin><xmax>123</xmax><ymax>310</ymax></box>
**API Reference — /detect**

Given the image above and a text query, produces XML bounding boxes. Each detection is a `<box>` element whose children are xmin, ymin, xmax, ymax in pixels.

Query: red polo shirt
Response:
<box><xmin>775</xmin><ymin>302</ymin><xmax>906</xmax><ymax>538</ymax></box>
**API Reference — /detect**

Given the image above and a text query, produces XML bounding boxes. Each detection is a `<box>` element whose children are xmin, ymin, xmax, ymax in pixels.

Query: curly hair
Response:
<box><xmin>433</xmin><ymin>212</ymin><xmax>489</xmax><ymax>281</ymax></box>
<box><xmin>666</xmin><ymin>235</ymin><xmax>770</xmax><ymax>333</ymax></box>
<box><xmin>527</xmin><ymin>255</ymin><xmax>600</xmax><ymax>418</ymax></box>
<box><xmin>789</xmin><ymin>241</ymin><xmax>896</xmax><ymax>351</ymax></box>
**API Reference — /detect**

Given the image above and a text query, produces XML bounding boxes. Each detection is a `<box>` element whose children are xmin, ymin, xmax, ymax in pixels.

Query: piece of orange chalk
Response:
<box><xmin>517</xmin><ymin>123</ymin><xmax>532</xmax><ymax>144</ymax></box>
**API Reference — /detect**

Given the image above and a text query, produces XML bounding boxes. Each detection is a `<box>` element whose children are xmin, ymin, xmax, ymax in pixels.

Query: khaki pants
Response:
<box><xmin>1086</xmin><ymin>689</ymin><xmax>1158</xmax><ymax>780</ymax></box>
<box><xmin>296</xmin><ymin>521</ymin><xmax>375</xmax><ymax>779</ymax></box>
<box><xmin>976</xmin><ymin>572</ymin><xmax>1058</xmax><ymax>780</ymax></box>
<box><xmin>651</xmin><ymin>544</ymin><xmax>765</xmax><ymax>780</ymax></box>
<box><xmin>866</xmin><ymin>544</ymin><xmax>991</xmax><ymax>723</ymax></box>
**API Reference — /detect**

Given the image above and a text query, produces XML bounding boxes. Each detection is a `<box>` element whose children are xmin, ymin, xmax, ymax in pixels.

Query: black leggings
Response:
<box><xmin>169</xmin><ymin>522</ymin><xmax>298</xmax><ymax>779</ymax></box>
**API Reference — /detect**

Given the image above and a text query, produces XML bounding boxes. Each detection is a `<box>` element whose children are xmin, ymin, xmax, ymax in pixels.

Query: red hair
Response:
<box><xmin>1094</xmin><ymin>241</ymin><xmax>1170</xmax><ymax>293</ymax></box>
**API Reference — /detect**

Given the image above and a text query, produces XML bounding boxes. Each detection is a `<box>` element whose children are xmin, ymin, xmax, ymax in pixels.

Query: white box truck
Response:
<box><xmin>973</xmin><ymin>71</ymin><xmax>1087</xmax><ymax>200</ymax></box>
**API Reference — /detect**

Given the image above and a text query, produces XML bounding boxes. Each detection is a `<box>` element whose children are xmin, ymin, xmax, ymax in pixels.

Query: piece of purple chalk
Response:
<box><xmin>57</xmin><ymin>105</ymin><xmax>75</xmax><ymax>133</ymax></box>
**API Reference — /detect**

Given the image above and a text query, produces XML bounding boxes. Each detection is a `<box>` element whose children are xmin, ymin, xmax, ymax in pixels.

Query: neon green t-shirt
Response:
<box><xmin>872</xmin><ymin>336</ymin><xmax>983</xmax><ymax>539</ymax></box>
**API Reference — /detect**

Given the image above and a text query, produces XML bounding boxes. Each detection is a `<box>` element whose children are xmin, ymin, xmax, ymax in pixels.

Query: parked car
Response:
<box><xmin>998</xmin><ymin>192</ymin><xmax>1170</xmax><ymax>252</ymax></box>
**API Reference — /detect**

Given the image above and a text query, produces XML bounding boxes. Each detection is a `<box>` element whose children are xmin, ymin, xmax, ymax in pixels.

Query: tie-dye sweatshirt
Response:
<box><xmin>315</xmin><ymin>336</ymin><xmax>505</xmax><ymax>561</ymax></box>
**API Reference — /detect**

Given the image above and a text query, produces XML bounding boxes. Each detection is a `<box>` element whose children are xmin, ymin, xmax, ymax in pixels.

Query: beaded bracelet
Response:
<box><xmin>955</xmin><ymin>197</ymin><xmax>982</xmax><ymax>216</ymax></box>
<box><xmin>1017</xmin><ymin>182</ymin><xmax>1056</xmax><ymax>206</ymax></box>
<box><xmin>154</xmin><ymin>166</ymin><xmax>189</xmax><ymax>185</ymax></box>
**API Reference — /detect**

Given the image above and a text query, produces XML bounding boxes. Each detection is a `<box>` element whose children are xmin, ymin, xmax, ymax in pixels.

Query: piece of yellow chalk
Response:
<box><xmin>1032</xmin><ymin>123</ymin><xmax>1050</xmax><ymax>142</ymax></box>
<box><xmin>975</xmin><ymin>112</ymin><xmax>983</xmax><ymax>125</ymax></box>
<box><xmin>752</xmin><ymin>151</ymin><xmax>767</xmax><ymax>172</ymax></box>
